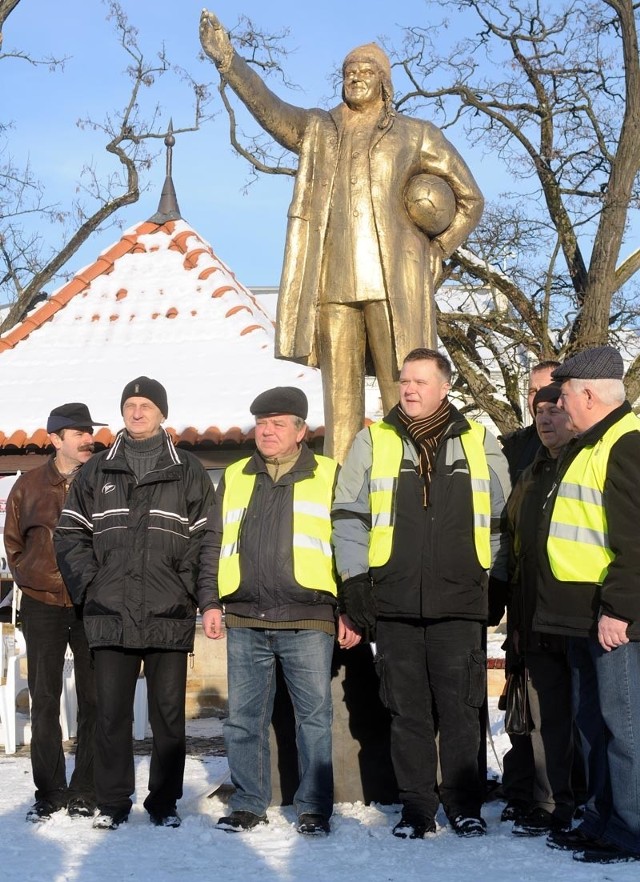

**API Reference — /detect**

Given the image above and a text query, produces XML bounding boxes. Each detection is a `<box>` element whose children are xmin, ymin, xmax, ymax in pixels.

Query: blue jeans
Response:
<box><xmin>225</xmin><ymin>627</ymin><xmax>334</xmax><ymax>818</ymax></box>
<box><xmin>568</xmin><ymin>636</ymin><xmax>640</xmax><ymax>854</ymax></box>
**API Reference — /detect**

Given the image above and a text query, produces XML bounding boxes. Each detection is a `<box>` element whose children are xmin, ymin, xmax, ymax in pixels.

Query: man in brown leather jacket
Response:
<box><xmin>4</xmin><ymin>402</ymin><xmax>105</xmax><ymax>822</ymax></box>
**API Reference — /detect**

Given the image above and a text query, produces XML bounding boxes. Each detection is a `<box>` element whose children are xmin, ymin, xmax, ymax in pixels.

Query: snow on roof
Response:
<box><xmin>0</xmin><ymin>218</ymin><xmax>326</xmax><ymax>450</ymax></box>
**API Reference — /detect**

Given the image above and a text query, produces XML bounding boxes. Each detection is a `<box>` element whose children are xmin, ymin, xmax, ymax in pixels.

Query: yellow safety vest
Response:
<box><xmin>547</xmin><ymin>410</ymin><xmax>640</xmax><ymax>583</ymax></box>
<box><xmin>218</xmin><ymin>455</ymin><xmax>338</xmax><ymax>597</ymax></box>
<box><xmin>368</xmin><ymin>419</ymin><xmax>492</xmax><ymax>569</ymax></box>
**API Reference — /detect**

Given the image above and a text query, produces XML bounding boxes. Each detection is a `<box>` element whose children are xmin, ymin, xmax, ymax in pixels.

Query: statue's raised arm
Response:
<box><xmin>199</xmin><ymin>10</ymin><xmax>234</xmax><ymax>71</ymax></box>
<box><xmin>200</xmin><ymin>9</ymin><xmax>484</xmax><ymax>463</ymax></box>
<box><xmin>199</xmin><ymin>9</ymin><xmax>309</xmax><ymax>153</ymax></box>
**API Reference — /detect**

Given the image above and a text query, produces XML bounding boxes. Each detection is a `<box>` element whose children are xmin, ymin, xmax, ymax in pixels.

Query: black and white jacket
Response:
<box><xmin>54</xmin><ymin>429</ymin><xmax>214</xmax><ymax>651</ymax></box>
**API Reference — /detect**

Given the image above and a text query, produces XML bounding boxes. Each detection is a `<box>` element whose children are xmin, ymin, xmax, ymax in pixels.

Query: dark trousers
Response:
<box><xmin>93</xmin><ymin>648</ymin><xmax>187</xmax><ymax>816</ymax></box>
<box><xmin>20</xmin><ymin>593</ymin><xmax>96</xmax><ymax>806</ymax></box>
<box><xmin>501</xmin><ymin>650</ymin><xmax>583</xmax><ymax>822</ymax></box>
<box><xmin>375</xmin><ymin>618</ymin><xmax>485</xmax><ymax>823</ymax></box>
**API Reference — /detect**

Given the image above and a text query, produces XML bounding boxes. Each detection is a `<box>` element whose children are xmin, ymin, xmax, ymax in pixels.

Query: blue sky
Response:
<box><xmin>3</xmin><ymin>0</ymin><xmax>488</xmax><ymax>289</ymax></box>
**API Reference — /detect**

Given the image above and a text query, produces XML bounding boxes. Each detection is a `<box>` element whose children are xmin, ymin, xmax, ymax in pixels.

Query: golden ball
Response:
<box><xmin>404</xmin><ymin>174</ymin><xmax>456</xmax><ymax>237</ymax></box>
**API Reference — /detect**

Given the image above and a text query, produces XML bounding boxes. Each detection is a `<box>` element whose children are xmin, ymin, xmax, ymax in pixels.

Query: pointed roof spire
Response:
<box><xmin>148</xmin><ymin>120</ymin><xmax>182</xmax><ymax>223</ymax></box>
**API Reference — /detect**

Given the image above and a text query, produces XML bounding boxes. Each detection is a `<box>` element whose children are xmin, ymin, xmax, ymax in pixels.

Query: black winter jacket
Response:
<box><xmin>499</xmin><ymin>423</ymin><xmax>542</xmax><ymax>484</ymax></box>
<box><xmin>54</xmin><ymin>429</ymin><xmax>214</xmax><ymax>651</ymax></box>
<box><xmin>533</xmin><ymin>402</ymin><xmax>640</xmax><ymax>641</ymax></box>
<box><xmin>505</xmin><ymin>447</ymin><xmax>566</xmax><ymax>657</ymax></box>
<box><xmin>196</xmin><ymin>443</ymin><xmax>336</xmax><ymax>625</ymax></box>
<box><xmin>332</xmin><ymin>405</ymin><xmax>511</xmax><ymax>622</ymax></box>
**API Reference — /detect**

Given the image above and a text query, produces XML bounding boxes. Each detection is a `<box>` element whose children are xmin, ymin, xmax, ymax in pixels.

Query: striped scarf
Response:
<box><xmin>397</xmin><ymin>397</ymin><xmax>452</xmax><ymax>505</ymax></box>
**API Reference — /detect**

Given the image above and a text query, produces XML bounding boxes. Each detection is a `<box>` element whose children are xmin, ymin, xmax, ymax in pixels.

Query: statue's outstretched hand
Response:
<box><xmin>199</xmin><ymin>9</ymin><xmax>233</xmax><ymax>70</ymax></box>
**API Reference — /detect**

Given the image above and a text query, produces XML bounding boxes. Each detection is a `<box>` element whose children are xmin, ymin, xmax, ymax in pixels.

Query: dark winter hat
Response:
<box><xmin>532</xmin><ymin>382</ymin><xmax>562</xmax><ymax>411</ymax></box>
<box><xmin>120</xmin><ymin>376</ymin><xmax>168</xmax><ymax>418</ymax></box>
<box><xmin>47</xmin><ymin>402</ymin><xmax>107</xmax><ymax>434</ymax></box>
<box><xmin>551</xmin><ymin>346</ymin><xmax>624</xmax><ymax>382</ymax></box>
<box><xmin>249</xmin><ymin>386</ymin><xmax>308</xmax><ymax>420</ymax></box>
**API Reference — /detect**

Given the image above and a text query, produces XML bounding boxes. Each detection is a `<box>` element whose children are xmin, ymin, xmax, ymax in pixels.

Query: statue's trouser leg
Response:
<box><xmin>363</xmin><ymin>300</ymin><xmax>399</xmax><ymax>415</ymax></box>
<box><xmin>317</xmin><ymin>300</ymin><xmax>398</xmax><ymax>463</ymax></box>
<box><xmin>317</xmin><ymin>302</ymin><xmax>366</xmax><ymax>463</ymax></box>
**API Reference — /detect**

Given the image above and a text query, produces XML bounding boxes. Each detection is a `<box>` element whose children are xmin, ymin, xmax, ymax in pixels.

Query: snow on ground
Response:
<box><xmin>0</xmin><ymin>703</ymin><xmax>636</xmax><ymax>882</ymax></box>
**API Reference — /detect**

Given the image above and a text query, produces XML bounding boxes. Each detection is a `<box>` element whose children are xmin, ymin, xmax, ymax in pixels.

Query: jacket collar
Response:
<box><xmin>46</xmin><ymin>454</ymin><xmax>68</xmax><ymax>486</ymax></box>
<box><xmin>103</xmin><ymin>427</ymin><xmax>182</xmax><ymax>476</ymax></box>
<box><xmin>244</xmin><ymin>441</ymin><xmax>317</xmax><ymax>479</ymax></box>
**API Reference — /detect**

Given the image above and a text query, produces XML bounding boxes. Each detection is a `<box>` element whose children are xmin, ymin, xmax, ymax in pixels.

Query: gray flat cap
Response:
<box><xmin>551</xmin><ymin>346</ymin><xmax>624</xmax><ymax>381</ymax></box>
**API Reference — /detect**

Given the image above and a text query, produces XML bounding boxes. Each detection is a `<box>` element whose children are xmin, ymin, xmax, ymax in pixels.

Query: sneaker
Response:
<box><xmin>573</xmin><ymin>843</ymin><xmax>640</xmax><ymax>864</ymax></box>
<box><xmin>512</xmin><ymin>807</ymin><xmax>571</xmax><ymax>837</ymax></box>
<box><xmin>149</xmin><ymin>810</ymin><xmax>181</xmax><ymax>828</ymax></box>
<box><xmin>546</xmin><ymin>826</ymin><xmax>608</xmax><ymax>851</ymax></box>
<box><xmin>297</xmin><ymin>813</ymin><xmax>330</xmax><ymax>836</ymax></box>
<box><xmin>392</xmin><ymin>818</ymin><xmax>436</xmax><ymax>839</ymax></box>
<box><xmin>500</xmin><ymin>800</ymin><xmax>529</xmax><ymax>823</ymax></box>
<box><xmin>92</xmin><ymin>807</ymin><xmax>130</xmax><ymax>830</ymax></box>
<box><xmin>216</xmin><ymin>810</ymin><xmax>268</xmax><ymax>832</ymax></box>
<box><xmin>67</xmin><ymin>797</ymin><xmax>96</xmax><ymax>819</ymax></box>
<box><xmin>450</xmin><ymin>815</ymin><xmax>487</xmax><ymax>837</ymax></box>
<box><xmin>26</xmin><ymin>799</ymin><xmax>62</xmax><ymax>823</ymax></box>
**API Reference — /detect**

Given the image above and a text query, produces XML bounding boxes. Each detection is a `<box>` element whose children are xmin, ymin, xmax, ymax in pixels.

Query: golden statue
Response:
<box><xmin>200</xmin><ymin>11</ymin><xmax>484</xmax><ymax>462</ymax></box>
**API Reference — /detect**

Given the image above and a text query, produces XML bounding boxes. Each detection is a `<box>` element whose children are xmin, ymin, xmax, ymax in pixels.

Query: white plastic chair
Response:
<box><xmin>0</xmin><ymin>624</ymin><xmax>28</xmax><ymax>755</ymax></box>
<box><xmin>59</xmin><ymin>654</ymin><xmax>148</xmax><ymax>741</ymax></box>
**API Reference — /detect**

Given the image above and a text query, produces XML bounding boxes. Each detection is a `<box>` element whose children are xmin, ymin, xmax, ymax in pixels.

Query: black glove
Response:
<box><xmin>487</xmin><ymin>576</ymin><xmax>509</xmax><ymax>627</ymax></box>
<box><xmin>340</xmin><ymin>573</ymin><xmax>377</xmax><ymax>642</ymax></box>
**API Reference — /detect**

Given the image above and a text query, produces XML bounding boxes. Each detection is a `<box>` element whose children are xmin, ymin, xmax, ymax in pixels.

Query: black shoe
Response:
<box><xmin>26</xmin><ymin>799</ymin><xmax>63</xmax><ymax>823</ymax></box>
<box><xmin>573</xmin><ymin>843</ymin><xmax>640</xmax><ymax>864</ymax></box>
<box><xmin>546</xmin><ymin>826</ymin><xmax>607</xmax><ymax>851</ymax></box>
<box><xmin>92</xmin><ymin>807</ymin><xmax>130</xmax><ymax>830</ymax></box>
<box><xmin>67</xmin><ymin>797</ymin><xmax>96</xmax><ymax>819</ymax></box>
<box><xmin>450</xmin><ymin>815</ymin><xmax>487</xmax><ymax>837</ymax></box>
<box><xmin>297</xmin><ymin>813</ymin><xmax>330</xmax><ymax>836</ymax></box>
<box><xmin>149</xmin><ymin>809</ymin><xmax>181</xmax><ymax>828</ymax></box>
<box><xmin>500</xmin><ymin>800</ymin><xmax>529</xmax><ymax>823</ymax></box>
<box><xmin>216</xmin><ymin>810</ymin><xmax>268</xmax><ymax>832</ymax></box>
<box><xmin>392</xmin><ymin>818</ymin><xmax>436</xmax><ymax>839</ymax></box>
<box><xmin>513</xmin><ymin>807</ymin><xmax>571</xmax><ymax>837</ymax></box>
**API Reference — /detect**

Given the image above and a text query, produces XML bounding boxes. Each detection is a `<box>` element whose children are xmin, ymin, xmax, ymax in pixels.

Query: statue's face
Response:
<box><xmin>343</xmin><ymin>60</ymin><xmax>383</xmax><ymax>110</ymax></box>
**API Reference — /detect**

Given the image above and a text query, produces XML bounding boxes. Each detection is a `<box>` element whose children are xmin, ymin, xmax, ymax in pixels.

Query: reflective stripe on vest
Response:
<box><xmin>218</xmin><ymin>455</ymin><xmax>338</xmax><ymax>597</ymax></box>
<box><xmin>547</xmin><ymin>411</ymin><xmax>640</xmax><ymax>583</ymax></box>
<box><xmin>368</xmin><ymin>419</ymin><xmax>492</xmax><ymax>569</ymax></box>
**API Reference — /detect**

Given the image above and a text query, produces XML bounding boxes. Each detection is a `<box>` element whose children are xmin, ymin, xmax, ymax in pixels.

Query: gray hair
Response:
<box><xmin>569</xmin><ymin>378</ymin><xmax>626</xmax><ymax>406</ymax></box>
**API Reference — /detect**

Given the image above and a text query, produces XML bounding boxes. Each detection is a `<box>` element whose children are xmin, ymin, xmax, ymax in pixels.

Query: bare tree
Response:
<box><xmin>208</xmin><ymin>0</ymin><xmax>640</xmax><ymax>430</ymax></box>
<box><xmin>0</xmin><ymin>0</ymin><xmax>212</xmax><ymax>333</ymax></box>
<box><xmin>0</xmin><ymin>0</ymin><xmax>20</xmax><ymax>50</ymax></box>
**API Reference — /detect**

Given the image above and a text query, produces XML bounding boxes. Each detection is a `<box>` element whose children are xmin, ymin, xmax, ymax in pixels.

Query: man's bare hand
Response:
<box><xmin>199</xmin><ymin>10</ymin><xmax>233</xmax><ymax>69</ymax></box>
<box><xmin>337</xmin><ymin>613</ymin><xmax>362</xmax><ymax>650</ymax></box>
<box><xmin>202</xmin><ymin>607</ymin><xmax>225</xmax><ymax>640</ymax></box>
<box><xmin>598</xmin><ymin>613</ymin><xmax>629</xmax><ymax>652</ymax></box>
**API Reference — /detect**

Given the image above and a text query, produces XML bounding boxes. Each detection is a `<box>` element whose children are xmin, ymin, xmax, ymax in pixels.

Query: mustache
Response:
<box><xmin>78</xmin><ymin>444</ymin><xmax>95</xmax><ymax>453</ymax></box>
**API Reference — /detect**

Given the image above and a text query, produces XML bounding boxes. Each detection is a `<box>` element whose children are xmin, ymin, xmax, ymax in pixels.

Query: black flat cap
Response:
<box><xmin>250</xmin><ymin>386</ymin><xmax>308</xmax><ymax>420</ymax></box>
<box><xmin>47</xmin><ymin>403</ymin><xmax>107</xmax><ymax>434</ymax></box>
<box><xmin>552</xmin><ymin>346</ymin><xmax>624</xmax><ymax>381</ymax></box>
<box><xmin>532</xmin><ymin>382</ymin><xmax>562</xmax><ymax>411</ymax></box>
